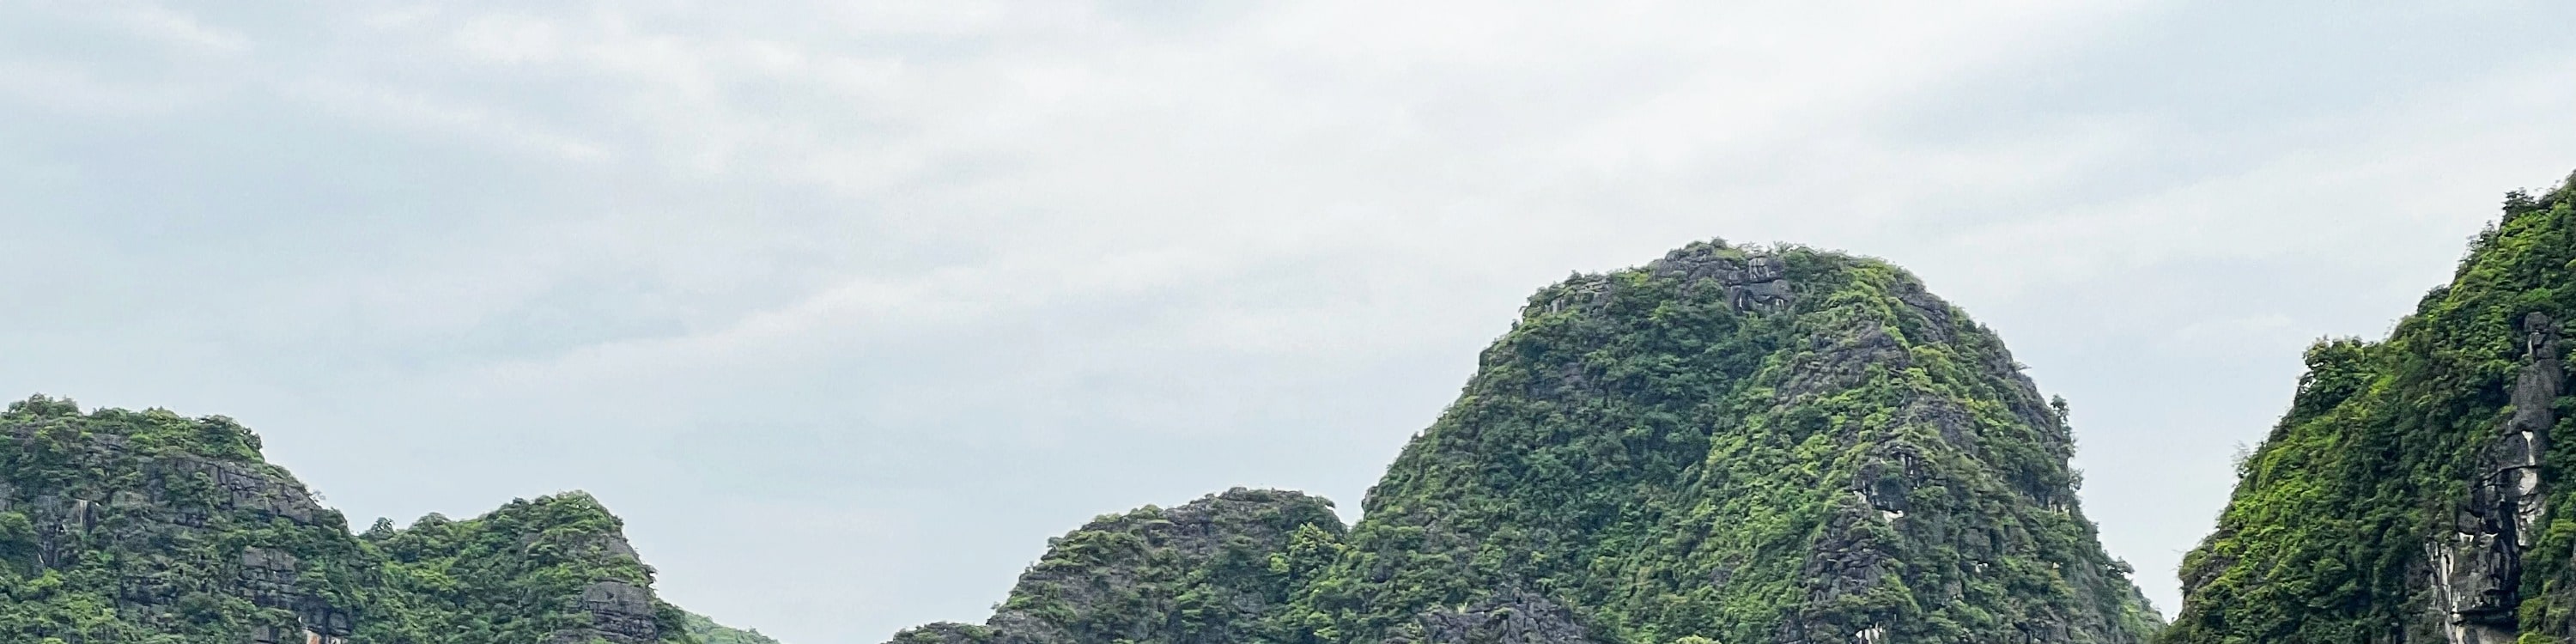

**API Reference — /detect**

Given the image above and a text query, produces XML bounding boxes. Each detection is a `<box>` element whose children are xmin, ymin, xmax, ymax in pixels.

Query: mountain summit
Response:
<box><xmin>891</xmin><ymin>240</ymin><xmax>2160</xmax><ymax>644</ymax></box>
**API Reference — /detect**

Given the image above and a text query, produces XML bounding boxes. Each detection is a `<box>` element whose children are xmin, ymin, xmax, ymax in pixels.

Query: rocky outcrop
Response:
<box><xmin>1648</xmin><ymin>241</ymin><xmax>1796</xmax><ymax>313</ymax></box>
<box><xmin>2428</xmin><ymin>313</ymin><xmax>2561</xmax><ymax>644</ymax></box>
<box><xmin>0</xmin><ymin>406</ymin><xmax>363</xmax><ymax>643</ymax></box>
<box><xmin>565</xmin><ymin>580</ymin><xmax>665</xmax><ymax>643</ymax></box>
<box><xmin>1531</xmin><ymin>241</ymin><xmax>1800</xmax><ymax>318</ymax></box>
<box><xmin>1394</xmin><ymin>592</ymin><xmax>1598</xmax><ymax>644</ymax></box>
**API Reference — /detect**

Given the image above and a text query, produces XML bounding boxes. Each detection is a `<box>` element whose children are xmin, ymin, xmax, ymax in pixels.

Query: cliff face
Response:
<box><xmin>2165</xmin><ymin>175</ymin><xmax>2576</xmax><ymax>644</ymax></box>
<box><xmin>0</xmin><ymin>397</ymin><xmax>372</xmax><ymax>643</ymax></box>
<box><xmin>0</xmin><ymin>396</ymin><xmax>713</xmax><ymax>644</ymax></box>
<box><xmin>888</xmin><ymin>241</ymin><xmax>2160</xmax><ymax>644</ymax></box>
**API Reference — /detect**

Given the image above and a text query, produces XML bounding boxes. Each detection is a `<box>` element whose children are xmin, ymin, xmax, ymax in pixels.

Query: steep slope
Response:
<box><xmin>2165</xmin><ymin>174</ymin><xmax>2576</xmax><ymax>644</ymax></box>
<box><xmin>889</xmin><ymin>240</ymin><xmax>2160</xmax><ymax>644</ymax></box>
<box><xmin>0</xmin><ymin>395</ymin><xmax>718</xmax><ymax>644</ymax></box>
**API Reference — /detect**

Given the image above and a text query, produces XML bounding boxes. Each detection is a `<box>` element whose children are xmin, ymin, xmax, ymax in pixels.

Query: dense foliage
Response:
<box><xmin>889</xmin><ymin>488</ymin><xmax>1347</xmax><ymax>644</ymax></box>
<box><xmin>0</xmin><ymin>395</ymin><xmax>720</xmax><ymax>644</ymax></box>
<box><xmin>360</xmin><ymin>494</ymin><xmax>692</xmax><ymax>643</ymax></box>
<box><xmin>2165</xmin><ymin>173</ymin><xmax>2576</xmax><ymax>644</ymax></box>
<box><xmin>893</xmin><ymin>241</ymin><xmax>2159</xmax><ymax>644</ymax></box>
<box><xmin>683</xmin><ymin>612</ymin><xmax>781</xmax><ymax>644</ymax></box>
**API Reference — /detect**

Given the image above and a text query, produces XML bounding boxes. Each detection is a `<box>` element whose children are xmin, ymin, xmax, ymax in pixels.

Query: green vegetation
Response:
<box><xmin>890</xmin><ymin>488</ymin><xmax>1348</xmax><ymax>644</ymax></box>
<box><xmin>2165</xmin><ymin>173</ymin><xmax>2576</xmax><ymax>643</ymax></box>
<box><xmin>0</xmin><ymin>395</ymin><xmax>723</xmax><ymax>644</ymax></box>
<box><xmin>896</xmin><ymin>241</ymin><xmax>2158</xmax><ymax>643</ymax></box>
<box><xmin>684</xmin><ymin>612</ymin><xmax>782</xmax><ymax>644</ymax></box>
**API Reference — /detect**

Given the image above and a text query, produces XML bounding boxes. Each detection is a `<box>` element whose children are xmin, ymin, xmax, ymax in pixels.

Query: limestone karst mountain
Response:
<box><xmin>2163</xmin><ymin>173</ymin><xmax>2576</xmax><ymax>643</ymax></box>
<box><xmin>0</xmin><ymin>395</ymin><xmax>769</xmax><ymax>644</ymax></box>
<box><xmin>889</xmin><ymin>240</ymin><xmax>2162</xmax><ymax>644</ymax></box>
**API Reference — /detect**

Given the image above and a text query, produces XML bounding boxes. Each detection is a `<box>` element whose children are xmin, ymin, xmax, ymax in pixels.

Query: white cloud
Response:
<box><xmin>287</xmin><ymin>79</ymin><xmax>613</xmax><ymax>161</ymax></box>
<box><xmin>111</xmin><ymin>4</ymin><xmax>251</xmax><ymax>53</ymax></box>
<box><xmin>451</xmin><ymin>14</ymin><xmax>562</xmax><ymax>64</ymax></box>
<box><xmin>0</xmin><ymin>58</ymin><xmax>210</xmax><ymax>115</ymax></box>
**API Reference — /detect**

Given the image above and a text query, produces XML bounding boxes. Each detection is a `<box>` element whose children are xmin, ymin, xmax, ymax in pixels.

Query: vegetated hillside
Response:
<box><xmin>0</xmin><ymin>395</ymin><xmax>751</xmax><ymax>644</ymax></box>
<box><xmin>889</xmin><ymin>489</ymin><xmax>1347</xmax><ymax>644</ymax></box>
<box><xmin>890</xmin><ymin>240</ymin><xmax>2160</xmax><ymax>644</ymax></box>
<box><xmin>2164</xmin><ymin>173</ymin><xmax>2576</xmax><ymax>644</ymax></box>
<box><xmin>684</xmin><ymin>613</ymin><xmax>783</xmax><ymax>644</ymax></box>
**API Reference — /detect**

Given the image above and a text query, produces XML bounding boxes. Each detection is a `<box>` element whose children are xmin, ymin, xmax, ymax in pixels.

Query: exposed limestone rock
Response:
<box><xmin>564</xmin><ymin>580</ymin><xmax>665</xmax><ymax>643</ymax></box>
<box><xmin>1392</xmin><ymin>591</ymin><xmax>1598</xmax><ymax>644</ymax></box>
<box><xmin>1855</xmin><ymin>440</ymin><xmax>1931</xmax><ymax>518</ymax></box>
<box><xmin>1648</xmin><ymin>241</ymin><xmax>1796</xmax><ymax>313</ymax></box>
<box><xmin>1529</xmin><ymin>241</ymin><xmax>1802</xmax><ymax>319</ymax></box>
<box><xmin>2429</xmin><ymin>312</ymin><xmax>2561</xmax><ymax>644</ymax></box>
<box><xmin>0</xmin><ymin>413</ymin><xmax>362</xmax><ymax>642</ymax></box>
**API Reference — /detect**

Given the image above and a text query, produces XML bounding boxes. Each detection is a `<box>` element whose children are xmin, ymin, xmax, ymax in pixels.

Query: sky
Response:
<box><xmin>3</xmin><ymin>1</ymin><xmax>2574</xmax><ymax>641</ymax></box>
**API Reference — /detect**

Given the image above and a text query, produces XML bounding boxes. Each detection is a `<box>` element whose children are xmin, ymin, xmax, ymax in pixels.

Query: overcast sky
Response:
<box><xmin>4</xmin><ymin>1</ymin><xmax>2574</xmax><ymax>641</ymax></box>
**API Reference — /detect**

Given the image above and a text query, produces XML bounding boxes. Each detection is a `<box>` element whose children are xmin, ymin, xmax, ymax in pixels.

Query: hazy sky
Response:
<box><xmin>4</xmin><ymin>2</ymin><xmax>2574</xmax><ymax>641</ymax></box>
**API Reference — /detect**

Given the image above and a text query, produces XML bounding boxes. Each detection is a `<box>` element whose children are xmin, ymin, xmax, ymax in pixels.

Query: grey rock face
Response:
<box><xmin>1394</xmin><ymin>591</ymin><xmax>1597</xmax><ymax>644</ymax></box>
<box><xmin>2</xmin><ymin>420</ymin><xmax>357</xmax><ymax>642</ymax></box>
<box><xmin>2428</xmin><ymin>312</ymin><xmax>2561</xmax><ymax>643</ymax></box>
<box><xmin>1528</xmin><ymin>241</ymin><xmax>1801</xmax><ymax>319</ymax></box>
<box><xmin>1647</xmin><ymin>242</ymin><xmax>1796</xmax><ymax>313</ymax></box>
<box><xmin>1778</xmin><ymin>495</ymin><xmax>1903</xmax><ymax>644</ymax></box>
<box><xmin>561</xmin><ymin>580</ymin><xmax>665</xmax><ymax>643</ymax></box>
<box><xmin>237</xmin><ymin>546</ymin><xmax>303</xmax><ymax>610</ymax></box>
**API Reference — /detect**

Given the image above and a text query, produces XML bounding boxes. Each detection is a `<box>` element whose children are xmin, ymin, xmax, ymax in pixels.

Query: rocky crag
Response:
<box><xmin>2164</xmin><ymin>173</ymin><xmax>2576</xmax><ymax>644</ymax></box>
<box><xmin>890</xmin><ymin>241</ymin><xmax>2160</xmax><ymax>644</ymax></box>
<box><xmin>0</xmin><ymin>395</ymin><xmax>764</xmax><ymax>644</ymax></box>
